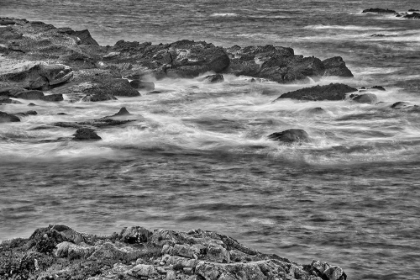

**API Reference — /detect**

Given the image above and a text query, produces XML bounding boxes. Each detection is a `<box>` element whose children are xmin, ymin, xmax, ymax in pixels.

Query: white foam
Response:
<box><xmin>210</xmin><ymin>13</ymin><xmax>238</xmax><ymax>17</ymax></box>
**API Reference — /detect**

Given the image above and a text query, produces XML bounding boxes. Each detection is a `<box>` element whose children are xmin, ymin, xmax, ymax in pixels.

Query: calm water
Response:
<box><xmin>1</xmin><ymin>1</ymin><xmax>420</xmax><ymax>279</ymax></box>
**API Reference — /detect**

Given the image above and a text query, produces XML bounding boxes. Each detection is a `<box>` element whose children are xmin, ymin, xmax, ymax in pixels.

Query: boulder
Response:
<box><xmin>0</xmin><ymin>111</ymin><xmax>20</xmax><ymax>123</ymax></box>
<box><xmin>362</xmin><ymin>8</ymin><xmax>397</xmax><ymax>14</ymax></box>
<box><xmin>322</xmin><ymin>57</ymin><xmax>353</xmax><ymax>77</ymax></box>
<box><xmin>106</xmin><ymin>107</ymin><xmax>131</xmax><ymax>118</ymax></box>
<box><xmin>14</xmin><ymin>90</ymin><xmax>44</xmax><ymax>100</ymax></box>
<box><xmin>268</xmin><ymin>129</ymin><xmax>310</xmax><ymax>143</ymax></box>
<box><xmin>73</xmin><ymin>128</ymin><xmax>101</xmax><ymax>141</ymax></box>
<box><xmin>371</xmin><ymin>85</ymin><xmax>386</xmax><ymax>91</ymax></box>
<box><xmin>129</xmin><ymin>80</ymin><xmax>155</xmax><ymax>91</ymax></box>
<box><xmin>204</xmin><ymin>74</ymin><xmax>224</xmax><ymax>83</ymax></box>
<box><xmin>275</xmin><ymin>83</ymin><xmax>357</xmax><ymax>101</ymax></box>
<box><xmin>15</xmin><ymin>110</ymin><xmax>37</xmax><ymax>116</ymax></box>
<box><xmin>350</xmin><ymin>93</ymin><xmax>378</xmax><ymax>104</ymax></box>
<box><xmin>0</xmin><ymin>96</ymin><xmax>21</xmax><ymax>104</ymax></box>
<box><xmin>390</xmin><ymin>101</ymin><xmax>419</xmax><ymax>110</ymax></box>
<box><xmin>0</xmin><ymin>62</ymin><xmax>73</xmax><ymax>90</ymax></box>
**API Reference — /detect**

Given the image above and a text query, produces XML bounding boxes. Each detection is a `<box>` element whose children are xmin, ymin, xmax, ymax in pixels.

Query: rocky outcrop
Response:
<box><xmin>0</xmin><ymin>111</ymin><xmax>20</xmax><ymax>123</ymax></box>
<box><xmin>73</xmin><ymin>128</ymin><xmax>102</xmax><ymax>141</ymax></box>
<box><xmin>390</xmin><ymin>101</ymin><xmax>419</xmax><ymax>110</ymax></box>
<box><xmin>268</xmin><ymin>129</ymin><xmax>310</xmax><ymax>143</ymax></box>
<box><xmin>403</xmin><ymin>12</ymin><xmax>420</xmax><ymax>19</ymax></box>
<box><xmin>362</xmin><ymin>8</ymin><xmax>397</xmax><ymax>14</ymax></box>
<box><xmin>275</xmin><ymin>83</ymin><xmax>357</xmax><ymax>101</ymax></box>
<box><xmin>322</xmin><ymin>57</ymin><xmax>353</xmax><ymax>77</ymax></box>
<box><xmin>0</xmin><ymin>225</ymin><xmax>347</xmax><ymax>280</ymax></box>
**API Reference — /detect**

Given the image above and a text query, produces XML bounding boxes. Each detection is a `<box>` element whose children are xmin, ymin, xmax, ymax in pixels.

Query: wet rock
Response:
<box><xmin>82</xmin><ymin>92</ymin><xmax>117</xmax><ymax>102</ymax></box>
<box><xmin>14</xmin><ymin>90</ymin><xmax>44</xmax><ymax>100</ymax></box>
<box><xmin>55</xmin><ymin>118</ymin><xmax>133</xmax><ymax>129</ymax></box>
<box><xmin>390</xmin><ymin>101</ymin><xmax>419</xmax><ymax>110</ymax></box>
<box><xmin>371</xmin><ymin>85</ymin><xmax>386</xmax><ymax>91</ymax></box>
<box><xmin>0</xmin><ymin>87</ymin><xmax>26</xmax><ymax>97</ymax></box>
<box><xmin>41</xmin><ymin>93</ymin><xmax>64</xmax><ymax>102</ymax></box>
<box><xmin>408</xmin><ymin>9</ymin><xmax>420</xmax><ymax>12</ymax></box>
<box><xmin>73</xmin><ymin>128</ymin><xmax>101</xmax><ymax>141</ymax></box>
<box><xmin>268</xmin><ymin>129</ymin><xmax>309</xmax><ymax>143</ymax></box>
<box><xmin>128</xmin><ymin>264</ymin><xmax>156</xmax><ymax>277</ymax></box>
<box><xmin>275</xmin><ymin>83</ymin><xmax>357</xmax><ymax>101</ymax></box>
<box><xmin>106</xmin><ymin>107</ymin><xmax>131</xmax><ymax>118</ymax></box>
<box><xmin>28</xmin><ymin>103</ymin><xmax>37</xmax><ymax>106</ymax></box>
<box><xmin>15</xmin><ymin>110</ymin><xmax>37</xmax><ymax>116</ymax></box>
<box><xmin>350</xmin><ymin>93</ymin><xmax>378</xmax><ymax>104</ymax></box>
<box><xmin>404</xmin><ymin>12</ymin><xmax>420</xmax><ymax>19</ymax></box>
<box><xmin>0</xmin><ymin>96</ymin><xmax>21</xmax><ymax>104</ymax></box>
<box><xmin>82</xmin><ymin>78</ymin><xmax>140</xmax><ymax>99</ymax></box>
<box><xmin>118</xmin><ymin>226</ymin><xmax>152</xmax><ymax>244</ymax></box>
<box><xmin>0</xmin><ymin>62</ymin><xmax>73</xmax><ymax>90</ymax></box>
<box><xmin>204</xmin><ymin>74</ymin><xmax>224</xmax><ymax>83</ymax></box>
<box><xmin>301</xmin><ymin>107</ymin><xmax>326</xmax><ymax>115</ymax></box>
<box><xmin>362</xmin><ymin>8</ymin><xmax>397</xmax><ymax>14</ymax></box>
<box><xmin>322</xmin><ymin>56</ymin><xmax>353</xmax><ymax>77</ymax></box>
<box><xmin>130</xmin><ymin>80</ymin><xmax>155</xmax><ymax>91</ymax></box>
<box><xmin>0</xmin><ymin>111</ymin><xmax>20</xmax><ymax>123</ymax></box>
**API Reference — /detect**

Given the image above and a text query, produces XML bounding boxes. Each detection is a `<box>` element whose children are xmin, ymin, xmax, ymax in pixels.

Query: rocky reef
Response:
<box><xmin>0</xmin><ymin>225</ymin><xmax>347</xmax><ymax>280</ymax></box>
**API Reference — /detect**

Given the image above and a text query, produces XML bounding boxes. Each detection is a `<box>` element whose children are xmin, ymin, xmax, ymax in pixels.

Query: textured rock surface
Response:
<box><xmin>268</xmin><ymin>129</ymin><xmax>310</xmax><ymax>143</ymax></box>
<box><xmin>73</xmin><ymin>128</ymin><xmax>102</xmax><ymax>140</ymax></box>
<box><xmin>0</xmin><ymin>111</ymin><xmax>20</xmax><ymax>123</ymax></box>
<box><xmin>275</xmin><ymin>83</ymin><xmax>358</xmax><ymax>101</ymax></box>
<box><xmin>0</xmin><ymin>225</ymin><xmax>347</xmax><ymax>280</ymax></box>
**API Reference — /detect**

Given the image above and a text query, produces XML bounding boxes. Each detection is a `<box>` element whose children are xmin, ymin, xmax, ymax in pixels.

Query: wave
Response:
<box><xmin>210</xmin><ymin>13</ymin><xmax>238</xmax><ymax>17</ymax></box>
<box><xmin>304</xmin><ymin>24</ymin><xmax>388</xmax><ymax>31</ymax></box>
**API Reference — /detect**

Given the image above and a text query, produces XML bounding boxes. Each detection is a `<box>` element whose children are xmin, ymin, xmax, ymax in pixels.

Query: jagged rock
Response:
<box><xmin>41</xmin><ymin>93</ymin><xmax>64</xmax><ymax>101</ymax></box>
<box><xmin>204</xmin><ymin>74</ymin><xmax>224</xmax><ymax>83</ymax></box>
<box><xmin>82</xmin><ymin>78</ymin><xmax>140</xmax><ymax>100</ymax></box>
<box><xmin>351</xmin><ymin>93</ymin><xmax>378</xmax><ymax>104</ymax></box>
<box><xmin>268</xmin><ymin>129</ymin><xmax>310</xmax><ymax>143</ymax></box>
<box><xmin>0</xmin><ymin>111</ymin><xmax>20</xmax><ymax>123</ymax></box>
<box><xmin>106</xmin><ymin>107</ymin><xmax>131</xmax><ymax>118</ymax></box>
<box><xmin>0</xmin><ymin>62</ymin><xmax>73</xmax><ymax>90</ymax></box>
<box><xmin>362</xmin><ymin>8</ymin><xmax>397</xmax><ymax>14</ymax></box>
<box><xmin>322</xmin><ymin>57</ymin><xmax>353</xmax><ymax>77</ymax></box>
<box><xmin>73</xmin><ymin>128</ymin><xmax>101</xmax><ymax>141</ymax></box>
<box><xmin>275</xmin><ymin>83</ymin><xmax>357</xmax><ymax>101</ymax></box>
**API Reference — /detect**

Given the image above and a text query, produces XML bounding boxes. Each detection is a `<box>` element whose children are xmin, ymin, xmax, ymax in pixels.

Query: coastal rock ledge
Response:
<box><xmin>0</xmin><ymin>225</ymin><xmax>347</xmax><ymax>280</ymax></box>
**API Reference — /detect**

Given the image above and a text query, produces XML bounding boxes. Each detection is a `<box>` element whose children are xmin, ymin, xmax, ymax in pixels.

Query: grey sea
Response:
<box><xmin>1</xmin><ymin>0</ymin><xmax>419</xmax><ymax>279</ymax></box>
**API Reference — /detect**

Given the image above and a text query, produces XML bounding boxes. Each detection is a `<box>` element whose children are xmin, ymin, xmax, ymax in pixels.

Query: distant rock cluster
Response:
<box><xmin>362</xmin><ymin>8</ymin><xmax>420</xmax><ymax>19</ymax></box>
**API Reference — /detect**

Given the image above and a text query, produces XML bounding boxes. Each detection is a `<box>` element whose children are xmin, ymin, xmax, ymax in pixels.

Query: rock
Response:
<box><xmin>55</xmin><ymin>119</ymin><xmax>133</xmax><ymax>129</ymax></box>
<box><xmin>82</xmin><ymin>78</ymin><xmax>140</xmax><ymax>100</ymax></box>
<box><xmin>390</xmin><ymin>101</ymin><xmax>419</xmax><ymax>110</ymax></box>
<box><xmin>350</xmin><ymin>93</ymin><xmax>378</xmax><ymax>104</ymax></box>
<box><xmin>362</xmin><ymin>8</ymin><xmax>397</xmax><ymax>14</ymax></box>
<box><xmin>128</xmin><ymin>264</ymin><xmax>156</xmax><ymax>277</ymax></box>
<box><xmin>301</xmin><ymin>107</ymin><xmax>326</xmax><ymax>115</ymax></box>
<box><xmin>275</xmin><ymin>83</ymin><xmax>357</xmax><ymax>101</ymax></box>
<box><xmin>0</xmin><ymin>62</ymin><xmax>73</xmax><ymax>90</ymax></box>
<box><xmin>0</xmin><ymin>111</ymin><xmax>20</xmax><ymax>123</ymax></box>
<box><xmin>0</xmin><ymin>87</ymin><xmax>26</xmax><ymax>97</ymax></box>
<box><xmin>15</xmin><ymin>110</ymin><xmax>37</xmax><ymax>116</ymax></box>
<box><xmin>14</xmin><ymin>90</ymin><xmax>45</xmax><ymax>100</ymax></box>
<box><xmin>0</xmin><ymin>96</ymin><xmax>21</xmax><ymax>104</ymax></box>
<box><xmin>107</xmin><ymin>107</ymin><xmax>131</xmax><ymax>118</ymax></box>
<box><xmin>82</xmin><ymin>92</ymin><xmax>117</xmax><ymax>102</ymax></box>
<box><xmin>409</xmin><ymin>9</ymin><xmax>420</xmax><ymax>12</ymax></box>
<box><xmin>73</xmin><ymin>128</ymin><xmax>101</xmax><ymax>141</ymax></box>
<box><xmin>41</xmin><ymin>93</ymin><xmax>64</xmax><ymax>102</ymax></box>
<box><xmin>268</xmin><ymin>129</ymin><xmax>309</xmax><ymax>143</ymax></box>
<box><xmin>204</xmin><ymin>74</ymin><xmax>224</xmax><ymax>83</ymax></box>
<box><xmin>118</xmin><ymin>226</ymin><xmax>152</xmax><ymax>244</ymax></box>
<box><xmin>371</xmin><ymin>85</ymin><xmax>386</xmax><ymax>91</ymax></box>
<box><xmin>322</xmin><ymin>57</ymin><xmax>353</xmax><ymax>77</ymax></box>
<box><xmin>404</xmin><ymin>12</ymin><xmax>420</xmax><ymax>19</ymax></box>
<box><xmin>28</xmin><ymin>103</ymin><xmax>37</xmax><ymax>106</ymax></box>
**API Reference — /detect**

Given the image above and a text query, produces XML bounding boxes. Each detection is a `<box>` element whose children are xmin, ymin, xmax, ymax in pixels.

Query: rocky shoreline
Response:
<box><xmin>0</xmin><ymin>225</ymin><xmax>347</xmax><ymax>280</ymax></box>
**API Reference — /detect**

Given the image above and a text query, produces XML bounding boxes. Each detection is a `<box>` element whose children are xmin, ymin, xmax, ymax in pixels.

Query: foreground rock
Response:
<box><xmin>275</xmin><ymin>83</ymin><xmax>357</xmax><ymax>101</ymax></box>
<box><xmin>362</xmin><ymin>8</ymin><xmax>397</xmax><ymax>14</ymax></box>
<box><xmin>0</xmin><ymin>225</ymin><xmax>347</xmax><ymax>280</ymax></box>
<box><xmin>268</xmin><ymin>129</ymin><xmax>310</xmax><ymax>143</ymax></box>
<box><xmin>350</xmin><ymin>93</ymin><xmax>378</xmax><ymax>104</ymax></box>
<box><xmin>0</xmin><ymin>111</ymin><xmax>20</xmax><ymax>123</ymax></box>
<box><xmin>73</xmin><ymin>128</ymin><xmax>101</xmax><ymax>141</ymax></box>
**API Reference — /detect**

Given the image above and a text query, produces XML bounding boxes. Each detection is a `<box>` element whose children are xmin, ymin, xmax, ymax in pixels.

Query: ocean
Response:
<box><xmin>0</xmin><ymin>0</ymin><xmax>419</xmax><ymax>279</ymax></box>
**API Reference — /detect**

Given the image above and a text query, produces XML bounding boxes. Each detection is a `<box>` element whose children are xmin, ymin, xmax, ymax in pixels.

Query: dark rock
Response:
<box><xmin>303</xmin><ymin>107</ymin><xmax>326</xmax><ymax>114</ymax></box>
<box><xmin>0</xmin><ymin>87</ymin><xmax>26</xmax><ymax>97</ymax></box>
<box><xmin>56</xmin><ymin>28</ymin><xmax>99</xmax><ymax>46</ymax></box>
<box><xmin>403</xmin><ymin>12</ymin><xmax>420</xmax><ymax>19</ymax></box>
<box><xmin>322</xmin><ymin>57</ymin><xmax>353</xmax><ymax>77</ymax></box>
<box><xmin>28</xmin><ymin>103</ymin><xmax>37</xmax><ymax>106</ymax></box>
<box><xmin>108</xmin><ymin>107</ymin><xmax>130</xmax><ymax>117</ymax></box>
<box><xmin>275</xmin><ymin>83</ymin><xmax>358</xmax><ymax>101</ymax></box>
<box><xmin>371</xmin><ymin>85</ymin><xmax>386</xmax><ymax>91</ymax></box>
<box><xmin>408</xmin><ymin>9</ymin><xmax>420</xmax><ymax>12</ymax></box>
<box><xmin>350</xmin><ymin>93</ymin><xmax>378</xmax><ymax>104</ymax></box>
<box><xmin>268</xmin><ymin>129</ymin><xmax>310</xmax><ymax>143</ymax></box>
<box><xmin>82</xmin><ymin>92</ymin><xmax>117</xmax><ymax>102</ymax></box>
<box><xmin>0</xmin><ymin>111</ymin><xmax>20</xmax><ymax>123</ymax></box>
<box><xmin>362</xmin><ymin>8</ymin><xmax>397</xmax><ymax>14</ymax></box>
<box><xmin>14</xmin><ymin>90</ymin><xmax>44</xmax><ymax>100</ymax></box>
<box><xmin>55</xmin><ymin>119</ymin><xmax>133</xmax><ymax>129</ymax></box>
<box><xmin>0</xmin><ymin>19</ymin><xmax>16</xmax><ymax>26</ymax></box>
<box><xmin>83</xmin><ymin>78</ymin><xmax>140</xmax><ymax>99</ymax></box>
<box><xmin>73</xmin><ymin>128</ymin><xmax>101</xmax><ymax>141</ymax></box>
<box><xmin>391</xmin><ymin>101</ymin><xmax>419</xmax><ymax>109</ymax></box>
<box><xmin>204</xmin><ymin>74</ymin><xmax>224</xmax><ymax>83</ymax></box>
<box><xmin>15</xmin><ymin>110</ymin><xmax>37</xmax><ymax>116</ymax></box>
<box><xmin>41</xmin><ymin>93</ymin><xmax>64</xmax><ymax>102</ymax></box>
<box><xmin>0</xmin><ymin>96</ymin><xmax>21</xmax><ymax>104</ymax></box>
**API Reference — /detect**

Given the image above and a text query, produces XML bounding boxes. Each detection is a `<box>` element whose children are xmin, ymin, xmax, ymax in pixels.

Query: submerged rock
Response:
<box><xmin>275</xmin><ymin>83</ymin><xmax>357</xmax><ymax>101</ymax></box>
<box><xmin>350</xmin><ymin>93</ymin><xmax>378</xmax><ymax>104</ymax></box>
<box><xmin>390</xmin><ymin>101</ymin><xmax>419</xmax><ymax>110</ymax></box>
<box><xmin>73</xmin><ymin>128</ymin><xmax>101</xmax><ymax>141</ymax></box>
<box><xmin>0</xmin><ymin>225</ymin><xmax>347</xmax><ymax>280</ymax></box>
<box><xmin>371</xmin><ymin>85</ymin><xmax>386</xmax><ymax>91</ymax></box>
<box><xmin>15</xmin><ymin>110</ymin><xmax>37</xmax><ymax>116</ymax></box>
<box><xmin>362</xmin><ymin>8</ymin><xmax>397</xmax><ymax>14</ymax></box>
<box><xmin>0</xmin><ymin>111</ymin><xmax>20</xmax><ymax>123</ymax></box>
<box><xmin>268</xmin><ymin>129</ymin><xmax>310</xmax><ymax>143</ymax></box>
